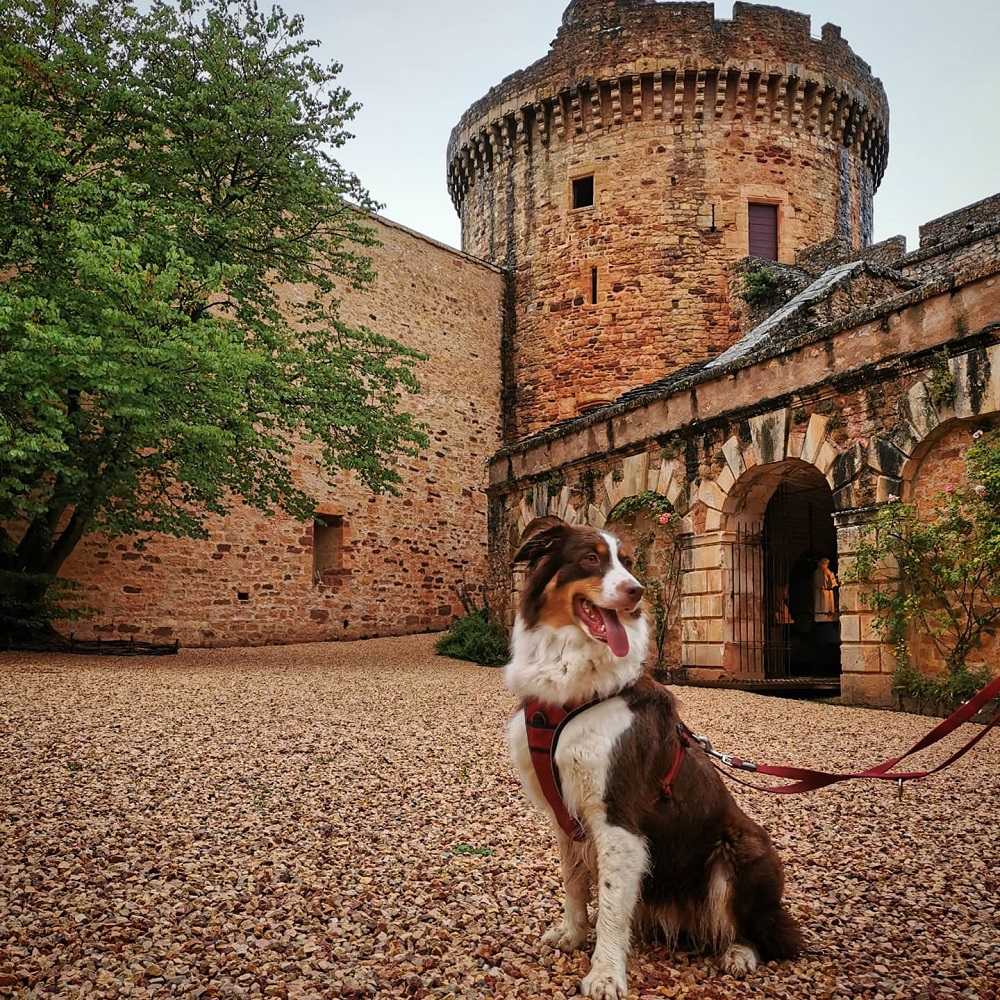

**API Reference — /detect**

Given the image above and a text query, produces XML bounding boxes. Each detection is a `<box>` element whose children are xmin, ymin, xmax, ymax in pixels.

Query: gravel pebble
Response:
<box><xmin>1</xmin><ymin>635</ymin><xmax>998</xmax><ymax>999</ymax></box>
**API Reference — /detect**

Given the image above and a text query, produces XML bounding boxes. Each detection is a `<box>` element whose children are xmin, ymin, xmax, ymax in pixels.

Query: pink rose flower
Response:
<box><xmin>659</xmin><ymin>512</ymin><xmax>671</xmax><ymax>524</ymax></box>
<box><xmin>946</xmin><ymin>485</ymin><xmax>955</xmax><ymax>494</ymax></box>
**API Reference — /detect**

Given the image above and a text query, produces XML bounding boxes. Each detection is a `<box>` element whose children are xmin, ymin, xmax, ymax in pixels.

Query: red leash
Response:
<box><xmin>687</xmin><ymin>674</ymin><xmax>1000</xmax><ymax>794</ymax></box>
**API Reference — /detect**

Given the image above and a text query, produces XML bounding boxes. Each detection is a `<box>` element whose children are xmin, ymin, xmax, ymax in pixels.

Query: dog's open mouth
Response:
<box><xmin>573</xmin><ymin>595</ymin><xmax>630</xmax><ymax>657</ymax></box>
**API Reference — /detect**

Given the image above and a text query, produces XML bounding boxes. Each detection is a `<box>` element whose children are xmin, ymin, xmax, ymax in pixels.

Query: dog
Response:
<box><xmin>504</xmin><ymin>516</ymin><xmax>802</xmax><ymax>999</ymax></box>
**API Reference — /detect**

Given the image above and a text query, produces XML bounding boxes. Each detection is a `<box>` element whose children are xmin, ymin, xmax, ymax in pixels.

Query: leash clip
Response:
<box><xmin>693</xmin><ymin>733</ymin><xmax>758</xmax><ymax>773</ymax></box>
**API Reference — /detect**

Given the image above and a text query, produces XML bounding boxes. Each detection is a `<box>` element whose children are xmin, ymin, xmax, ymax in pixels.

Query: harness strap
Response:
<box><xmin>525</xmin><ymin>698</ymin><xmax>692</xmax><ymax>839</ymax></box>
<box><xmin>690</xmin><ymin>674</ymin><xmax>1000</xmax><ymax>794</ymax></box>
<box><xmin>659</xmin><ymin>723</ymin><xmax>691</xmax><ymax>800</ymax></box>
<box><xmin>524</xmin><ymin>698</ymin><xmax>604</xmax><ymax>840</ymax></box>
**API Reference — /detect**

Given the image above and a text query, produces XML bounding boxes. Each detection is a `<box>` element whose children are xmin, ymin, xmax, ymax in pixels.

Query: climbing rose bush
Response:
<box><xmin>850</xmin><ymin>425</ymin><xmax>1000</xmax><ymax>706</ymax></box>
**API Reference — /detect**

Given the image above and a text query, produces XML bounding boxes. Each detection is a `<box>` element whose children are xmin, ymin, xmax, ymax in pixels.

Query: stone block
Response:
<box><xmin>683</xmin><ymin>645</ymin><xmax>725</xmax><ymax>669</ymax></box>
<box><xmin>721</xmin><ymin>435</ymin><xmax>746</xmax><ymax>478</ymax></box>
<box><xmin>620</xmin><ymin>452</ymin><xmax>650</xmax><ymax>498</ymax></box>
<box><xmin>656</xmin><ymin>460</ymin><xmax>679</xmax><ymax>498</ymax></box>
<box><xmin>749</xmin><ymin>410</ymin><xmax>788</xmax><ymax>466</ymax></box>
<box><xmin>681</xmin><ymin>569</ymin><xmax>722</xmax><ymax>595</ymax></box>
<box><xmin>815</xmin><ymin>440</ymin><xmax>839</xmax><ymax>476</ymax></box>
<box><xmin>841</xmin><ymin>671</ymin><xmax>894</xmax><ymax>708</ymax></box>
<box><xmin>799</xmin><ymin>413</ymin><xmax>829</xmax><ymax>465</ymax></box>
<box><xmin>687</xmin><ymin>544</ymin><xmax>723</xmax><ymax>571</ymax></box>
<box><xmin>698</xmin><ymin>479</ymin><xmax>727</xmax><ymax>511</ymax></box>
<box><xmin>838</xmin><ymin>614</ymin><xmax>860</xmax><ymax>644</ymax></box>
<box><xmin>715</xmin><ymin>466</ymin><xmax>735</xmax><ymax>495</ymax></box>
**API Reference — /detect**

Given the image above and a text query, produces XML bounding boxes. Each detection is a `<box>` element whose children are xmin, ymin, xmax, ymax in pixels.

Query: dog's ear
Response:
<box><xmin>513</xmin><ymin>516</ymin><xmax>566</xmax><ymax>567</ymax></box>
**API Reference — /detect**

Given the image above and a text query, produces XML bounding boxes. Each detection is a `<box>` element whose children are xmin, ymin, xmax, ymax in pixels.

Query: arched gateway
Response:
<box><xmin>723</xmin><ymin>461</ymin><xmax>840</xmax><ymax>680</ymax></box>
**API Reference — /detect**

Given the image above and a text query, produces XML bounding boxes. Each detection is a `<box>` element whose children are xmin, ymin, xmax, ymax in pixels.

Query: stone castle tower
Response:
<box><xmin>447</xmin><ymin>1</ymin><xmax>888</xmax><ymax>442</ymax></box>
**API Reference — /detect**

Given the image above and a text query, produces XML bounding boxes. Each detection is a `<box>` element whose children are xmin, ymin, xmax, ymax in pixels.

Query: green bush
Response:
<box><xmin>849</xmin><ymin>425</ymin><xmax>1000</xmax><ymax>700</ymax></box>
<box><xmin>435</xmin><ymin>609</ymin><xmax>509</xmax><ymax>667</ymax></box>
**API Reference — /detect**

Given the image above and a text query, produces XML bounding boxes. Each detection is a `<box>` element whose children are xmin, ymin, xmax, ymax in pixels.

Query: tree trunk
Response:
<box><xmin>1</xmin><ymin>505</ymin><xmax>89</xmax><ymax>646</ymax></box>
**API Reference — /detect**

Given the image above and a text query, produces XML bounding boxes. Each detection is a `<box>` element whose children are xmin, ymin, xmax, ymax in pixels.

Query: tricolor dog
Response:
<box><xmin>504</xmin><ymin>517</ymin><xmax>802</xmax><ymax>999</ymax></box>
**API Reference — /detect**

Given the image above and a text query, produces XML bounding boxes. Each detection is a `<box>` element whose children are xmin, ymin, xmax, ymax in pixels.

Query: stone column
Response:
<box><xmin>680</xmin><ymin>530</ymin><xmax>730</xmax><ymax>680</ymax></box>
<box><xmin>835</xmin><ymin>505</ymin><xmax>896</xmax><ymax>706</ymax></box>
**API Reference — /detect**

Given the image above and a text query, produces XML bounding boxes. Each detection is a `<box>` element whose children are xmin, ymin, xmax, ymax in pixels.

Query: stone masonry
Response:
<box><xmin>448</xmin><ymin>1</ymin><xmax>888</xmax><ymax>441</ymax></box>
<box><xmin>57</xmin><ymin>219</ymin><xmax>504</xmax><ymax>646</ymax></box>
<box><xmin>488</xmin><ymin>193</ymin><xmax>1000</xmax><ymax>706</ymax></box>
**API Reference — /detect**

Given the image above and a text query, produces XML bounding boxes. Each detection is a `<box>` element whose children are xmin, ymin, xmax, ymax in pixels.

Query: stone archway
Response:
<box><xmin>763</xmin><ymin>468</ymin><xmax>840</xmax><ymax>677</ymax></box>
<box><xmin>721</xmin><ymin>460</ymin><xmax>840</xmax><ymax>680</ymax></box>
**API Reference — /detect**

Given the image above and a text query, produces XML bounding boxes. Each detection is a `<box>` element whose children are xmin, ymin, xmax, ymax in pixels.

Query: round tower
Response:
<box><xmin>447</xmin><ymin>1</ymin><xmax>889</xmax><ymax>442</ymax></box>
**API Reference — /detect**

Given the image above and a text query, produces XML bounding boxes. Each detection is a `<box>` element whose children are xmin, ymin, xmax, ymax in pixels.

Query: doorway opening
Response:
<box><xmin>729</xmin><ymin>463</ymin><xmax>840</xmax><ymax>679</ymax></box>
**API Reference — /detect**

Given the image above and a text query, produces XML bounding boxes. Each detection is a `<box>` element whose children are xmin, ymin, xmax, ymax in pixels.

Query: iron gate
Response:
<box><xmin>730</xmin><ymin>483</ymin><xmax>797</xmax><ymax>679</ymax></box>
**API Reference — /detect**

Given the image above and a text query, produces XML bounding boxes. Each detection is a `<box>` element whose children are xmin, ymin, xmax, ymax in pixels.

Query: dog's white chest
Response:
<box><xmin>553</xmin><ymin>699</ymin><xmax>635</xmax><ymax>820</ymax></box>
<box><xmin>508</xmin><ymin>697</ymin><xmax>635</xmax><ymax>831</ymax></box>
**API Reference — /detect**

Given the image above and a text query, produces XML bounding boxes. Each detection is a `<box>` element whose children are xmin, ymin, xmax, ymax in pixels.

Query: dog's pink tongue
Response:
<box><xmin>600</xmin><ymin>608</ymin><xmax>630</xmax><ymax>657</ymax></box>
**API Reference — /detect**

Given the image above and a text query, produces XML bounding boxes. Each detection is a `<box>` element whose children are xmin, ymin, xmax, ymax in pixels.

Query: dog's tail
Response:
<box><xmin>729</xmin><ymin>828</ymin><xmax>805</xmax><ymax>962</ymax></box>
<box><xmin>736</xmin><ymin>897</ymin><xmax>804</xmax><ymax>962</ymax></box>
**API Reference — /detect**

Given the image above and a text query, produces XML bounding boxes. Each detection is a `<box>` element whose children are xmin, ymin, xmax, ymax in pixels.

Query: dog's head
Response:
<box><xmin>514</xmin><ymin>517</ymin><xmax>645</xmax><ymax>658</ymax></box>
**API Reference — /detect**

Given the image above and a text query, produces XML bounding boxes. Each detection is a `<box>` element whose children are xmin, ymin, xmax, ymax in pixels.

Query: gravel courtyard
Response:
<box><xmin>1</xmin><ymin>635</ymin><xmax>998</xmax><ymax>1000</ymax></box>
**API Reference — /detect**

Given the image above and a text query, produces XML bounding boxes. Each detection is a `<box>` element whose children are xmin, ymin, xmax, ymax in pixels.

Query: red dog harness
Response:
<box><xmin>524</xmin><ymin>695</ymin><xmax>689</xmax><ymax>841</ymax></box>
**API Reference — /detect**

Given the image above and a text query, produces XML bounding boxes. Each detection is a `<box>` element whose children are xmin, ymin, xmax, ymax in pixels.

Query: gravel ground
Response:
<box><xmin>1</xmin><ymin>635</ymin><xmax>998</xmax><ymax>1000</ymax></box>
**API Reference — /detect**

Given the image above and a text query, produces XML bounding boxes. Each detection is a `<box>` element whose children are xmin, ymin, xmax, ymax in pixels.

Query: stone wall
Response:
<box><xmin>448</xmin><ymin>1</ymin><xmax>888</xmax><ymax>440</ymax></box>
<box><xmin>487</xmin><ymin>212</ymin><xmax>1000</xmax><ymax>706</ymax></box>
<box><xmin>905</xmin><ymin>421</ymin><xmax>999</xmax><ymax>678</ymax></box>
<box><xmin>57</xmin><ymin>219</ymin><xmax>504</xmax><ymax>646</ymax></box>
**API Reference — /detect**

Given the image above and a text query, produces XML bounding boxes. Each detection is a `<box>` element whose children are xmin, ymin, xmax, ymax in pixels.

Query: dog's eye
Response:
<box><xmin>582</xmin><ymin>552</ymin><xmax>600</xmax><ymax>568</ymax></box>
<box><xmin>620</xmin><ymin>555</ymin><xmax>634</xmax><ymax>570</ymax></box>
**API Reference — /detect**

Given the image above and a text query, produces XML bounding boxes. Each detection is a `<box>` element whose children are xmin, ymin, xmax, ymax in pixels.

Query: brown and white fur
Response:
<box><xmin>505</xmin><ymin>517</ymin><xmax>802</xmax><ymax>999</ymax></box>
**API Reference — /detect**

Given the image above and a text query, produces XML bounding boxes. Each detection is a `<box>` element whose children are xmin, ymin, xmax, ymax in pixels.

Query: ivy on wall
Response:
<box><xmin>607</xmin><ymin>491</ymin><xmax>683</xmax><ymax>674</ymax></box>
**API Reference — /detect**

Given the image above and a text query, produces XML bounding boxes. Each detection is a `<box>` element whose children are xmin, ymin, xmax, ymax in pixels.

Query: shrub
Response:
<box><xmin>740</xmin><ymin>266</ymin><xmax>781</xmax><ymax>305</ymax></box>
<box><xmin>849</xmin><ymin>425</ymin><xmax>1000</xmax><ymax>707</ymax></box>
<box><xmin>435</xmin><ymin>609</ymin><xmax>509</xmax><ymax>668</ymax></box>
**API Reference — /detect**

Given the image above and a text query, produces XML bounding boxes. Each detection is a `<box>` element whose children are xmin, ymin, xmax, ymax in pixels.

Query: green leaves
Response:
<box><xmin>0</xmin><ymin>0</ymin><xmax>427</xmax><ymax>632</ymax></box>
<box><xmin>849</xmin><ymin>428</ymin><xmax>1000</xmax><ymax>687</ymax></box>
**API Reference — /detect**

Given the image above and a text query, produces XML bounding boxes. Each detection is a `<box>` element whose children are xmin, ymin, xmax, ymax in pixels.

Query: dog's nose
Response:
<box><xmin>622</xmin><ymin>580</ymin><xmax>644</xmax><ymax>603</ymax></box>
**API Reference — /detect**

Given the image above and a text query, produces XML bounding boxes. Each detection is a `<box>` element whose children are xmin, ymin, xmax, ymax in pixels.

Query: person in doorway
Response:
<box><xmin>813</xmin><ymin>556</ymin><xmax>839</xmax><ymax>624</ymax></box>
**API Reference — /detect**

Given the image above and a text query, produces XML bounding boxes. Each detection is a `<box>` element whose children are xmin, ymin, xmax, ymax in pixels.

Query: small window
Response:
<box><xmin>572</xmin><ymin>175</ymin><xmax>594</xmax><ymax>209</ymax></box>
<box><xmin>313</xmin><ymin>514</ymin><xmax>345</xmax><ymax>586</ymax></box>
<box><xmin>590</xmin><ymin>267</ymin><xmax>598</xmax><ymax>305</ymax></box>
<box><xmin>748</xmin><ymin>202</ymin><xmax>778</xmax><ymax>260</ymax></box>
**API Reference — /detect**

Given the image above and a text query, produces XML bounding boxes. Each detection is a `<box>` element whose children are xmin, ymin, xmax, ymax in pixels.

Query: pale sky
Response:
<box><xmin>296</xmin><ymin>0</ymin><xmax>999</xmax><ymax>253</ymax></box>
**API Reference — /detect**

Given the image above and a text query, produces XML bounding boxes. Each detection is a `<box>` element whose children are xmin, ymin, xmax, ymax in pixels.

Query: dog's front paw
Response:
<box><xmin>542</xmin><ymin>921</ymin><xmax>588</xmax><ymax>952</ymax></box>
<box><xmin>580</xmin><ymin>959</ymin><xmax>627</xmax><ymax>1000</ymax></box>
<box><xmin>719</xmin><ymin>942</ymin><xmax>759</xmax><ymax>979</ymax></box>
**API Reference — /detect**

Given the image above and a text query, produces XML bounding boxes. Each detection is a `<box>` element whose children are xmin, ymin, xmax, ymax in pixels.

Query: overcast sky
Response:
<box><xmin>295</xmin><ymin>0</ymin><xmax>998</xmax><ymax>252</ymax></box>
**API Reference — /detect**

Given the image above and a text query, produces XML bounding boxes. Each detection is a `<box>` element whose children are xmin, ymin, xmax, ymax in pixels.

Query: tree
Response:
<box><xmin>0</xmin><ymin>0</ymin><xmax>428</xmax><ymax>638</ymax></box>
<box><xmin>849</xmin><ymin>426</ymin><xmax>1000</xmax><ymax>707</ymax></box>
